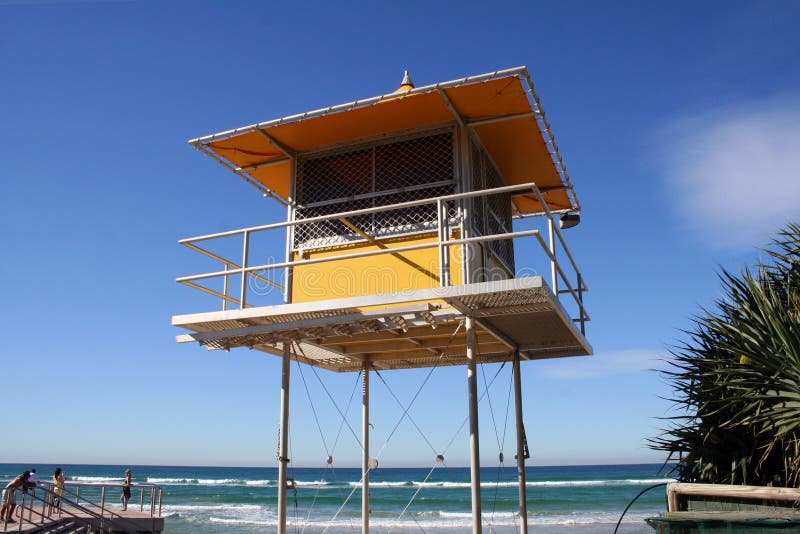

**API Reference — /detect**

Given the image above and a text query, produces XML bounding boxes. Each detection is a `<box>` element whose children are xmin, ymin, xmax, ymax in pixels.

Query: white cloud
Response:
<box><xmin>536</xmin><ymin>349</ymin><xmax>665</xmax><ymax>380</ymax></box>
<box><xmin>656</xmin><ymin>95</ymin><xmax>800</xmax><ymax>250</ymax></box>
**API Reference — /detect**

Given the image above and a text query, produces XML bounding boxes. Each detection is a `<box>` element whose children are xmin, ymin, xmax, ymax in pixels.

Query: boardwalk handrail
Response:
<box><xmin>3</xmin><ymin>483</ymin><xmax>159</xmax><ymax>533</ymax></box>
<box><xmin>59</xmin><ymin>481</ymin><xmax>164</xmax><ymax>517</ymax></box>
<box><xmin>177</xmin><ymin>182</ymin><xmax>589</xmax><ymax>329</ymax></box>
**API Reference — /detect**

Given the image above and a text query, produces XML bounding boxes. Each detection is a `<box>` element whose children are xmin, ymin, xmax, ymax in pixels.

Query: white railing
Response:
<box><xmin>3</xmin><ymin>481</ymin><xmax>162</xmax><ymax>533</ymax></box>
<box><xmin>177</xmin><ymin>183</ymin><xmax>589</xmax><ymax>331</ymax></box>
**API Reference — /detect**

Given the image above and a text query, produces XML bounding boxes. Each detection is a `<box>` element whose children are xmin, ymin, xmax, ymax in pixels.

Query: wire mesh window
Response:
<box><xmin>294</xmin><ymin>129</ymin><xmax>456</xmax><ymax>250</ymax></box>
<box><xmin>470</xmin><ymin>138</ymin><xmax>515</xmax><ymax>275</ymax></box>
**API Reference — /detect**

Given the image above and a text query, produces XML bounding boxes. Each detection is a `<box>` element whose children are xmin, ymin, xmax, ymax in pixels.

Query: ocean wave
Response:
<box><xmin>294</xmin><ymin>480</ymin><xmax>332</xmax><ymax>487</ymax></box>
<box><xmin>196</xmin><ymin>478</ymin><xmax>249</xmax><ymax>485</ymax></box>
<box><xmin>409</xmin><ymin>478</ymin><xmax>674</xmax><ymax>488</ymax></box>
<box><xmin>163</xmin><ymin>504</ymin><xmax>262</xmax><ymax>513</ymax></box>
<box><xmin>145</xmin><ymin>476</ymin><xmax>674</xmax><ymax>489</ymax></box>
<box><xmin>197</xmin><ymin>510</ymin><xmax>656</xmax><ymax>529</ymax></box>
<box><xmin>147</xmin><ymin>477</ymin><xmax>274</xmax><ymax>486</ymax></box>
<box><xmin>526</xmin><ymin>477</ymin><xmax>676</xmax><ymax>488</ymax></box>
<box><xmin>208</xmin><ymin>517</ymin><xmax>272</xmax><ymax>526</ymax></box>
<box><xmin>162</xmin><ymin>501</ymin><xmax>657</xmax><ymax>530</ymax></box>
<box><xmin>148</xmin><ymin>477</ymin><xmax>334</xmax><ymax>487</ymax></box>
<box><xmin>347</xmin><ymin>481</ymin><xmax>410</xmax><ymax>487</ymax></box>
<box><xmin>438</xmin><ymin>510</ymin><xmax>518</xmax><ymax>519</ymax></box>
<box><xmin>70</xmin><ymin>476</ymin><xmax>124</xmax><ymax>483</ymax></box>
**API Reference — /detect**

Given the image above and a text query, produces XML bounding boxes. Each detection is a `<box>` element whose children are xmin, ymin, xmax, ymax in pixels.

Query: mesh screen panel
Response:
<box><xmin>470</xmin><ymin>138</ymin><xmax>515</xmax><ymax>273</ymax></box>
<box><xmin>295</xmin><ymin>130</ymin><xmax>455</xmax><ymax>249</ymax></box>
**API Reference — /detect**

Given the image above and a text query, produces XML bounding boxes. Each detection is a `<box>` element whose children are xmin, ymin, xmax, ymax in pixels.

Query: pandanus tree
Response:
<box><xmin>651</xmin><ymin>222</ymin><xmax>800</xmax><ymax>486</ymax></box>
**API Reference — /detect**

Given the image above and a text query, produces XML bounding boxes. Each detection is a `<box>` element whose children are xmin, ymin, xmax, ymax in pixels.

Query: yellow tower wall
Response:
<box><xmin>290</xmin><ymin>232</ymin><xmax>463</xmax><ymax>303</ymax></box>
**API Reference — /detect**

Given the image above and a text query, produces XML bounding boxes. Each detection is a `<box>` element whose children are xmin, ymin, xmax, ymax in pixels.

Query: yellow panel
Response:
<box><xmin>473</xmin><ymin>117</ymin><xmax>573</xmax><ymax>212</ymax></box>
<box><xmin>250</xmin><ymin>160</ymin><xmax>292</xmax><ymax>199</ymax></box>
<box><xmin>208</xmin><ymin>131</ymin><xmax>282</xmax><ymax>168</ymax></box>
<box><xmin>267</xmin><ymin>91</ymin><xmax>452</xmax><ymax>152</ymax></box>
<box><xmin>442</xmin><ymin>77</ymin><xmax>530</xmax><ymax>119</ymax></box>
<box><xmin>290</xmin><ymin>233</ymin><xmax>463</xmax><ymax>303</ymax></box>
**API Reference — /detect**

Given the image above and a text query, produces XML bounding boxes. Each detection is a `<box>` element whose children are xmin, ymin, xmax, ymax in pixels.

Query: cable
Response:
<box><xmin>326</xmin><ymin>321</ymin><xmax>466</xmax><ymax>532</ymax></box>
<box><xmin>375</xmin><ymin>370</ymin><xmax>439</xmax><ymax>458</ymax></box>
<box><xmin>613</xmin><ymin>482</ymin><xmax>668</xmax><ymax>534</ymax></box>
<box><xmin>441</xmin><ymin>361</ymin><xmax>507</xmax><ymax>455</ymax></box>
<box><xmin>293</xmin><ymin>352</ymin><xmax>361</xmax><ymax>533</ymax></box>
<box><xmin>296</xmin><ymin>343</ymin><xmax>363</xmax><ymax>449</ymax></box>
<box><xmin>372</xmin><ymin>320</ymin><xmax>465</xmax><ymax>461</ymax></box>
<box><xmin>295</xmin><ymin>357</ymin><xmax>331</xmax><ymax>455</ymax></box>
<box><xmin>480</xmin><ymin>359</ymin><xmax>503</xmax><ymax>454</ymax></box>
<box><xmin>294</xmin><ymin>357</ymin><xmax>329</xmax><ymax>532</ymax></box>
<box><xmin>389</xmin><ymin>460</ymin><xmax>441</xmax><ymax>534</ymax></box>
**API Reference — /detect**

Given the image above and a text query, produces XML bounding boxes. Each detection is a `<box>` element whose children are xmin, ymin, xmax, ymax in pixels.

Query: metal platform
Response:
<box><xmin>173</xmin><ymin>276</ymin><xmax>591</xmax><ymax>372</ymax></box>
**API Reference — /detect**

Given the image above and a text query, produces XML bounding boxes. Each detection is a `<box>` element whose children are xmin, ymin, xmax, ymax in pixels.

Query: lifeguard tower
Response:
<box><xmin>173</xmin><ymin>67</ymin><xmax>590</xmax><ymax>533</ymax></box>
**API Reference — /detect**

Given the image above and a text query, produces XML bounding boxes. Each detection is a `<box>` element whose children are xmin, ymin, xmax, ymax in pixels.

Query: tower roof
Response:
<box><xmin>190</xmin><ymin>66</ymin><xmax>579</xmax><ymax>215</ymax></box>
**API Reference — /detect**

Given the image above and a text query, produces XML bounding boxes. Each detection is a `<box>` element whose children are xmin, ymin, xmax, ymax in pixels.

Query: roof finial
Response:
<box><xmin>394</xmin><ymin>69</ymin><xmax>415</xmax><ymax>93</ymax></box>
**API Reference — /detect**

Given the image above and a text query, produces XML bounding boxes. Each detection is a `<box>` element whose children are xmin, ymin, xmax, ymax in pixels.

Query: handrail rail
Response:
<box><xmin>4</xmin><ymin>483</ymin><xmax>158</xmax><ymax>533</ymax></box>
<box><xmin>176</xmin><ymin>182</ymin><xmax>589</xmax><ymax>331</ymax></box>
<box><xmin>179</xmin><ymin>182</ymin><xmax>542</xmax><ymax>244</ymax></box>
<box><xmin>59</xmin><ymin>481</ymin><xmax>163</xmax><ymax>517</ymax></box>
<box><xmin>530</xmin><ymin>184</ymin><xmax>588</xmax><ymax>292</ymax></box>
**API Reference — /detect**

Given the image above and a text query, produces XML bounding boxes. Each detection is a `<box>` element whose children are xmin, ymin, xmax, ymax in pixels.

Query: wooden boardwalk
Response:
<box><xmin>1</xmin><ymin>503</ymin><xmax>164</xmax><ymax>533</ymax></box>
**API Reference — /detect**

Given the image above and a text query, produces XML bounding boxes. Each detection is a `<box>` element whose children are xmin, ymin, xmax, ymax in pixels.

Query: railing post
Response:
<box><xmin>240</xmin><ymin>230</ymin><xmax>251</xmax><ymax>309</ymax></box>
<box><xmin>100</xmin><ymin>486</ymin><xmax>106</xmax><ymax>517</ymax></box>
<box><xmin>578</xmin><ymin>272</ymin><xmax>585</xmax><ymax>335</ymax></box>
<box><xmin>41</xmin><ymin>488</ymin><xmax>46</xmax><ymax>524</ymax></box>
<box><xmin>20</xmin><ymin>490</ymin><xmax>27</xmax><ymax>526</ymax></box>
<box><xmin>222</xmin><ymin>263</ymin><xmax>229</xmax><ymax>311</ymax></box>
<box><xmin>437</xmin><ymin>199</ymin><xmax>451</xmax><ymax>287</ymax></box>
<box><xmin>140</xmin><ymin>487</ymin><xmax>144</xmax><ymax>511</ymax></box>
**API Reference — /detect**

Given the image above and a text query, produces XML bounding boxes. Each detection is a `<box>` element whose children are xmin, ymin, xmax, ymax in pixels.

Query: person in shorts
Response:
<box><xmin>1</xmin><ymin>471</ymin><xmax>31</xmax><ymax>523</ymax></box>
<box><xmin>121</xmin><ymin>469</ymin><xmax>132</xmax><ymax>511</ymax></box>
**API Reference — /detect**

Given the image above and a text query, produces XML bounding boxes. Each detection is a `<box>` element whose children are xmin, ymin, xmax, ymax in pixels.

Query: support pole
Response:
<box><xmin>362</xmin><ymin>362</ymin><xmax>370</xmax><ymax>534</ymax></box>
<box><xmin>277</xmin><ymin>342</ymin><xmax>291</xmax><ymax>534</ymax></box>
<box><xmin>548</xmin><ymin>218</ymin><xmax>557</xmax><ymax>294</ymax></box>
<box><xmin>465</xmin><ymin>317</ymin><xmax>482</xmax><ymax>533</ymax></box>
<box><xmin>513</xmin><ymin>350</ymin><xmax>529</xmax><ymax>534</ymax></box>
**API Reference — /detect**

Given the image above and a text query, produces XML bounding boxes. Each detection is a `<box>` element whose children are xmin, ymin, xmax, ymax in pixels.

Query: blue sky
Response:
<box><xmin>1</xmin><ymin>0</ymin><xmax>799</xmax><ymax>469</ymax></box>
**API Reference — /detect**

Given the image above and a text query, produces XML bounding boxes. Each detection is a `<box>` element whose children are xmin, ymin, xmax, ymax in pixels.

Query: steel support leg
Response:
<box><xmin>466</xmin><ymin>317</ymin><xmax>482</xmax><ymax>533</ymax></box>
<box><xmin>277</xmin><ymin>342</ymin><xmax>291</xmax><ymax>534</ymax></box>
<box><xmin>362</xmin><ymin>363</ymin><xmax>370</xmax><ymax>534</ymax></box>
<box><xmin>513</xmin><ymin>350</ymin><xmax>528</xmax><ymax>534</ymax></box>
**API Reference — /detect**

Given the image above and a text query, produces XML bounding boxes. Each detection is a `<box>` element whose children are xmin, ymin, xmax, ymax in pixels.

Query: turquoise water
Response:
<box><xmin>0</xmin><ymin>463</ymin><xmax>671</xmax><ymax>532</ymax></box>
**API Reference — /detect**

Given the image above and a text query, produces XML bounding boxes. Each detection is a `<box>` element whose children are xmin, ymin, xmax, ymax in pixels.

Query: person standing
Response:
<box><xmin>121</xmin><ymin>469</ymin><xmax>132</xmax><ymax>511</ymax></box>
<box><xmin>27</xmin><ymin>469</ymin><xmax>39</xmax><ymax>489</ymax></box>
<box><xmin>52</xmin><ymin>468</ymin><xmax>65</xmax><ymax>513</ymax></box>
<box><xmin>1</xmin><ymin>471</ymin><xmax>31</xmax><ymax>524</ymax></box>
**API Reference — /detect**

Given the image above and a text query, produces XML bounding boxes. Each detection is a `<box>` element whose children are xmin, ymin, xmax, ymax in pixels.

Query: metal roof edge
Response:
<box><xmin>187</xmin><ymin>66</ymin><xmax>529</xmax><ymax>146</ymax></box>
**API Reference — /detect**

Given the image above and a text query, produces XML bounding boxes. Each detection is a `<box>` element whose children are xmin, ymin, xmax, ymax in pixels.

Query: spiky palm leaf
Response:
<box><xmin>650</xmin><ymin>222</ymin><xmax>800</xmax><ymax>487</ymax></box>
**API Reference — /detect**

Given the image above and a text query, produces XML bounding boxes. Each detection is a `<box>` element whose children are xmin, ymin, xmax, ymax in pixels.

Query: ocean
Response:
<box><xmin>0</xmin><ymin>463</ymin><xmax>671</xmax><ymax>533</ymax></box>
